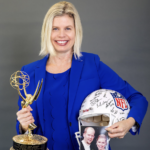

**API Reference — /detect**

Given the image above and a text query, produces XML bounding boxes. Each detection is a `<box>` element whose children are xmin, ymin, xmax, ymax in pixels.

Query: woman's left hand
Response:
<box><xmin>105</xmin><ymin>117</ymin><xmax>135</xmax><ymax>139</ymax></box>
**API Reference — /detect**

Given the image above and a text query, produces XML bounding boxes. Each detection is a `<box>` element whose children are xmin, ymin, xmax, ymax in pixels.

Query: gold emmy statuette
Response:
<box><xmin>10</xmin><ymin>71</ymin><xmax>47</xmax><ymax>150</ymax></box>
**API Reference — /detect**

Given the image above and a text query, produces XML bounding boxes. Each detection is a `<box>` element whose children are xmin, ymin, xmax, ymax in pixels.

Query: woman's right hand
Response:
<box><xmin>16</xmin><ymin>106</ymin><xmax>35</xmax><ymax>132</ymax></box>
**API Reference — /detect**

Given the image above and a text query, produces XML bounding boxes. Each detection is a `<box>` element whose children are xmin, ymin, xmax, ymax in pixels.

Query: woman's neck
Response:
<box><xmin>46</xmin><ymin>51</ymin><xmax>73</xmax><ymax>73</ymax></box>
<box><xmin>47</xmin><ymin>51</ymin><xmax>73</xmax><ymax>66</ymax></box>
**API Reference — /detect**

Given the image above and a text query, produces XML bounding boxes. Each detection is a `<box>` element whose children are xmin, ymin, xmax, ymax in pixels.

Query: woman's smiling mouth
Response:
<box><xmin>55</xmin><ymin>40</ymin><xmax>68</xmax><ymax>46</ymax></box>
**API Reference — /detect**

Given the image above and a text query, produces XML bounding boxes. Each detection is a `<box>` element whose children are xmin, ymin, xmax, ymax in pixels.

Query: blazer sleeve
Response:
<box><xmin>94</xmin><ymin>54</ymin><xmax>148</xmax><ymax>134</ymax></box>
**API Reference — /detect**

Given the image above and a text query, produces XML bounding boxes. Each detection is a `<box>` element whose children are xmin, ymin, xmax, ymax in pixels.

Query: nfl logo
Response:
<box><xmin>111</xmin><ymin>92</ymin><xmax>128</xmax><ymax>111</ymax></box>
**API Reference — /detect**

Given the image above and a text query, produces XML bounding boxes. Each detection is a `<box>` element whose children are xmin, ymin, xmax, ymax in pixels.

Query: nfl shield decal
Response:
<box><xmin>111</xmin><ymin>92</ymin><xmax>128</xmax><ymax>111</ymax></box>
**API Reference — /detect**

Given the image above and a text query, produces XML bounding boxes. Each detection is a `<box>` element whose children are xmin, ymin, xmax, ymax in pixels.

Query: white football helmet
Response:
<box><xmin>75</xmin><ymin>89</ymin><xmax>130</xmax><ymax>147</ymax></box>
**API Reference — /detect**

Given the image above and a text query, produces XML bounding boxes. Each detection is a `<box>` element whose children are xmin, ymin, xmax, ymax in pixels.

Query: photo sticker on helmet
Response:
<box><xmin>111</xmin><ymin>92</ymin><xmax>128</xmax><ymax>111</ymax></box>
<box><xmin>80</xmin><ymin>126</ymin><xmax>109</xmax><ymax>150</ymax></box>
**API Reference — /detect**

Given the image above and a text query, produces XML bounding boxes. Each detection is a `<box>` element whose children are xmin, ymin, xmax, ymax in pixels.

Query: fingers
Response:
<box><xmin>106</xmin><ymin>122</ymin><xmax>119</xmax><ymax>130</ymax></box>
<box><xmin>17</xmin><ymin>111</ymin><xmax>32</xmax><ymax>120</ymax></box>
<box><xmin>16</xmin><ymin>106</ymin><xmax>34</xmax><ymax>131</ymax></box>
<box><xmin>105</xmin><ymin>123</ymin><xmax>119</xmax><ymax>133</ymax></box>
<box><xmin>106</xmin><ymin>127</ymin><xmax>124</xmax><ymax>134</ymax></box>
<box><xmin>20</xmin><ymin>118</ymin><xmax>35</xmax><ymax>129</ymax></box>
<box><xmin>19</xmin><ymin>114</ymin><xmax>35</xmax><ymax>124</ymax></box>
<box><xmin>106</xmin><ymin>119</ymin><xmax>133</xmax><ymax>139</ymax></box>
<box><xmin>106</xmin><ymin>122</ymin><xmax>127</xmax><ymax>139</ymax></box>
<box><xmin>17</xmin><ymin>106</ymin><xmax>32</xmax><ymax>116</ymax></box>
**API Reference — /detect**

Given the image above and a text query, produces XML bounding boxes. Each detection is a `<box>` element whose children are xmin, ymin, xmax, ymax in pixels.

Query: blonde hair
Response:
<box><xmin>96</xmin><ymin>134</ymin><xmax>107</xmax><ymax>143</ymax></box>
<box><xmin>40</xmin><ymin>1</ymin><xmax>83</xmax><ymax>59</ymax></box>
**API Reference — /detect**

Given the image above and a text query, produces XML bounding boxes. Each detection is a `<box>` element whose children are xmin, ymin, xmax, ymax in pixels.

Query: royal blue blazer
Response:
<box><xmin>16</xmin><ymin>52</ymin><xmax>148</xmax><ymax>150</ymax></box>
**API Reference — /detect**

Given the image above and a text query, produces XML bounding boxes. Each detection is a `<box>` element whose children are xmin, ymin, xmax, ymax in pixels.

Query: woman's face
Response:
<box><xmin>51</xmin><ymin>14</ymin><xmax>76</xmax><ymax>54</ymax></box>
<box><xmin>96</xmin><ymin>138</ymin><xmax>106</xmax><ymax>150</ymax></box>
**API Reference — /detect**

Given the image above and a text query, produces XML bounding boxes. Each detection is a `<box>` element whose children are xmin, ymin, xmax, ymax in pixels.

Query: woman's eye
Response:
<box><xmin>53</xmin><ymin>28</ymin><xmax>58</xmax><ymax>30</ymax></box>
<box><xmin>66</xmin><ymin>27</ymin><xmax>71</xmax><ymax>30</ymax></box>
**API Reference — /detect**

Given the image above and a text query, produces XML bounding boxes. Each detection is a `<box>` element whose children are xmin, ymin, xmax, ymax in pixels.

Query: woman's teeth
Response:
<box><xmin>57</xmin><ymin>41</ymin><xmax>67</xmax><ymax>43</ymax></box>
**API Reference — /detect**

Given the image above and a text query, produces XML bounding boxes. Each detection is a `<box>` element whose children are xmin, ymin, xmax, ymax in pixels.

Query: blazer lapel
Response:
<box><xmin>68</xmin><ymin>55</ymin><xmax>84</xmax><ymax>119</ymax></box>
<box><xmin>34</xmin><ymin>55</ymin><xmax>49</xmax><ymax>134</ymax></box>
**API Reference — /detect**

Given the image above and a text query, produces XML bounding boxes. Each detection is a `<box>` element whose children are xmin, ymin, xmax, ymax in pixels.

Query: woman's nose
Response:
<box><xmin>58</xmin><ymin>29</ymin><xmax>65</xmax><ymax>37</ymax></box>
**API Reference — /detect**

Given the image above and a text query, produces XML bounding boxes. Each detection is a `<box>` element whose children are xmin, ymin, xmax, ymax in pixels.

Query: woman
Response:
<box><xmin>96</xmin><ymin>134</ymin><xmax>107</xmax><ymax>150</ymax></box>
<box><xmin>16</xmin><ymin>1</ymin><xmax>148</xmax><ymax>150</ymax></box>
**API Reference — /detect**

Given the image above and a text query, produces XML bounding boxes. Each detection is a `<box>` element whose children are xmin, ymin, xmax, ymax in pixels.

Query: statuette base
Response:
<box><xmin>11</xmin><ymin>134</ymin><xmax>47</xmax><ymax>150</ymax></box>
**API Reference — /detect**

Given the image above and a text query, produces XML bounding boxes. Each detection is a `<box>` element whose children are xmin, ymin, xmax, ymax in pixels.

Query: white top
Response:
<box><xmin>82</xmin><ymin>140</ymin><xmax>90</xmax><ymax>150</ymax></box>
